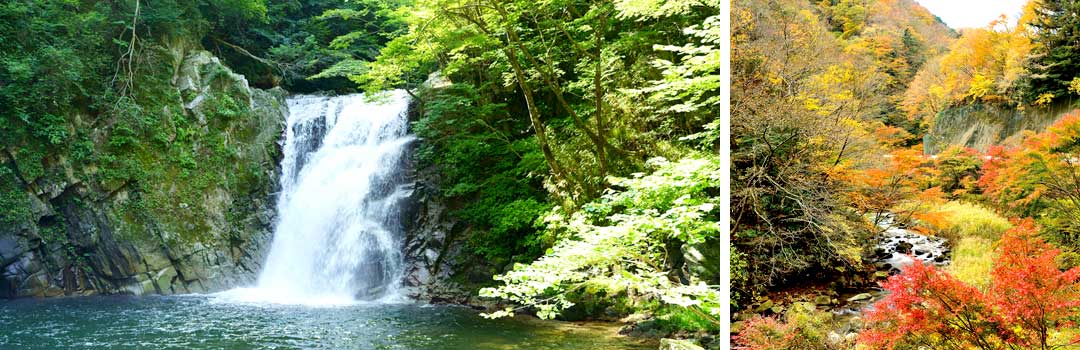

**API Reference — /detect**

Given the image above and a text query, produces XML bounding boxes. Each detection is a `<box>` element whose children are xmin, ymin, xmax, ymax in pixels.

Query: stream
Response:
<box><xmin>826</xmin><ymin>214</ymin><xmax>951</xmax><ymax>327</ymax></box>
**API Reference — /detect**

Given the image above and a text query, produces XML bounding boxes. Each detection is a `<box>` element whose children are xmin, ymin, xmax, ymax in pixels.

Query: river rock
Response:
<box><xmin>827</xmin><ymin>331</ymin><xmax>843</xmax><ymax>345</ymax></box>
<box><xmin>754</xmin><ymin>299</ymin><xmax>774</xmax><ymax>313</ymax></box>
<box><xmin>792</xmin><ymin>301</ymin><xmax>816</xmax><ymax>313</ymax></box>
<box><xmin>847</xmin><ymin>293</ymin><xmax>873</xmax><ymax>302</ymax></box>
<box><xmin>659</xmin><ymin>338</ymin><xmax>705</xmax><ymax>350</ymax></box>
<box><xmin>895</xmin><ymin>241</ymin><xmax>913</xmax><ymax>254</ymax></box>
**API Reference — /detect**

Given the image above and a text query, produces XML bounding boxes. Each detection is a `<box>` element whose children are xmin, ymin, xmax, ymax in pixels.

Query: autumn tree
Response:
<box><xmin>837</xmin><ymin>147</ymin><xmax>940</xmax><ymax>225</ymax></box>
<box><xmin>901</xmin><ymin>11</ymin><xmax>1034</xmax><ymax>123</ymax></box>
<box><xmin>980</xmin><ymin>111</ymin><xmax>1080</xmax><ymax>246</ymax></box>
<box><xmin>933</xmin><ymin>145</ymin><xmax>982</xmax><ymax>197</ymax></box>
<box><xmin>860</xmin><ymin>219</ymin><xmax>1080</xmax><ymax>350</ymax></box>
<box><xmin>900</xmin><ymin>56</ymin><xmax>948</xmax><ymax>121</ymax></box>
<box><xmin>732</xmin><ymin>0</ymin><xmax>887</xmax><ymax>303</ymax></box>
<box><xmin>818</xmin><ymin>0</ymin><xmax>869</xmax><ymax>39</ymax></box>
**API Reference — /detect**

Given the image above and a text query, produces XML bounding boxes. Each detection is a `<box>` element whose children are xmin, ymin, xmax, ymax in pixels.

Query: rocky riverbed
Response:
<box><xmin>734</xmin><ymin>213</ymin><xmax>955</xmax><ymax>345</ymax></box>
<box><xmin>820</xmin><ymin>214</ymin><xmax>953</xmax><ymax>341</ymax></box>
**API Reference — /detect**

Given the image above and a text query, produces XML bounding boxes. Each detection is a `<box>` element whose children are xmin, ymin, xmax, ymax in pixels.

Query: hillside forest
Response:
<box><xmin>733</xmin><ymin>0</ymin><xmax>1080</xmax><ymax>348</ymax></box>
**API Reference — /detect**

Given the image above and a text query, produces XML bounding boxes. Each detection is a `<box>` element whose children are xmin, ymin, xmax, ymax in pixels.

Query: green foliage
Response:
<box><xmin>730</xmin><ymin>244</ymin><xmax>749</xmax><ymax>307</ymax></box>
<box><xmin>210</xmin><ymin>0</ymin><xmax>407</xmax><ymax>92</ymax></box>
<box><xmin>1025</xmin><ymin>1</ymin><xmax>1080</xmax><ymax>102</ymax></box>
<box><xmin>633</xmin><ymin>13</ymin><xmax>722</xmax><ymax>151</ymax></box>
<box><xmin>352</xmin><ymin>0</ymin><xmax>720</xmax><ymax>204</ymax></box>
<box><xmin>651</xmin><ymin>305</ymin><xmax>722</xmax><ymax>333</ymax></box>
<box><xmin>0</xmin><ymin>0</ymin><xmax>287</xmax><ymax>250</ymax></box>
<box><xmin>0</xmin><ymin>166</ymin><xmax>30</xmax><ymax>227</ymax></box>
<box><xmin>0</xmin><ymin>1</ymin><xmax>112</xmax><ymax>150</ymax></box>
<box><xmin>412</xmin><ymin>83</ymin><xmax>551</xmax><ymax>264</ymax></box>
<box><xmin>479</xmin><ymin>156</ymin><xmax>720</xmax><ymax>327</ymax></box>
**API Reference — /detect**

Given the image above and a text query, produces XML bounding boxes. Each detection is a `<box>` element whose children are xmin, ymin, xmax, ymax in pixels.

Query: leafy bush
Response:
<box><xmin>734</xmin><ymin>303</ymin><xmax>852</xmax><ymax>350</ymax></box>
<box><xmin>979</xmin><ymin>111</ymin><xmax>1080</xmax><ymax>247</ymax></box>
<box><xmin>479</xmin><ymin>156</ymin><xmax>720</xmax><ymax>325</ymax></box>
<box><xmin>932</xmin><ymin>146</ymin><xmax>982</xmax><ymax>198</ymax></box>
<box><xmin>652</xmin><ymin>305</ymin><xmax>722</xmax><ymax>333</ymax></box>
<box><xmin>0</xmin><ymin>167</ymin><xmax>30</xmax><ymax>227</ymax></box>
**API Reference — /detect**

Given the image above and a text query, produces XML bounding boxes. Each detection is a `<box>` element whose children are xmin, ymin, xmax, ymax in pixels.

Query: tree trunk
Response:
<box><xmin>503</xmin><ymin>35</ymin><xmax>573</xmax><ymax>195</ymax></box>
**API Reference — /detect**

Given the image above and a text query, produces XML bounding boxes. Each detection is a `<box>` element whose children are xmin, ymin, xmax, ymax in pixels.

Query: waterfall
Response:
<box><xmin>220</xmin><ymin>91</ymin><xmax>413</xmax><ymax>305</ymax></box>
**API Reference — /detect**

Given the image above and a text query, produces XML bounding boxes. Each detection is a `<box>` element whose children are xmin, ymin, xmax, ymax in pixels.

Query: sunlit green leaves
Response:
<box><xmin>480</xmin><ymin>155</ymin><xmax>721</xmax><ymax>322</ymax></box>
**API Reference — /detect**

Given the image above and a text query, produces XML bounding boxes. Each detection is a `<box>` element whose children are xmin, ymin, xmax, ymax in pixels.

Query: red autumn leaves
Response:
<box><xmin>862</xmin><ymin>219</ymin><xmax>1080</xmax><ymax>350</ymax></box>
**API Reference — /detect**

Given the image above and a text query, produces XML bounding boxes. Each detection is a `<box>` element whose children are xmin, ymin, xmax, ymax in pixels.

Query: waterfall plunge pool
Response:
<box><xmin>0</xmin><ymin>295</ymin><xmax>654</xmax><ymax>349</ymax></box>
<box><xmin>0</xmin><ymin>93</ymin><xmax>654</xmax><ymax>349</ymax></box>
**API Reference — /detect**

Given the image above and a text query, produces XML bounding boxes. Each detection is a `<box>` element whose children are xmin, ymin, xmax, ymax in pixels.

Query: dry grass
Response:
<box><xmin>919</xmin><ymin>201</ymin><xmax>1012</xmax><ymax>242</ymax></box>
<box><xmin>946</xmin><ymin>236</ymin><xmax>995</xmax><ymax>288</ymax></box>
<box><xmin>906</xmin><ymin>201</ymin><xmax>1010</xmax><ymax>288</ymax></box>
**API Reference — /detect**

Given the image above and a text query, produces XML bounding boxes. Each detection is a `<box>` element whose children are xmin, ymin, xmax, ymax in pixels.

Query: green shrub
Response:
<box><xmin>652</xmin><ymin>305</ymin><xmax>722</xmax><ymax>333</ymax></box>
<box><xmin>480</xmin><ymin>156</ymin><xmax>721</xmax><ymax>323</ymax></box>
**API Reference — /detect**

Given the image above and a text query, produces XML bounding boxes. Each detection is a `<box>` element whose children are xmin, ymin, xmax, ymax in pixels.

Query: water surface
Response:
<box><xmin>0</xmin><ymin>296</ymin><xmax>652</xmax><ymax>349</ymax></box>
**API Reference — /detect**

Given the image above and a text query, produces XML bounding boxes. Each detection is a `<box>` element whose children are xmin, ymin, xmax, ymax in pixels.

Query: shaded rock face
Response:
<box><xmin>398</xmin><ymin>141</ymin><xmax>475</xmax><ymax>305</ymax></box>
<box><xmin>0</xmin><ymin>49</ymin><xmax>285</xmax><ymax>298</ymax></box>
<box><xmin>397</xmin><ymin>96</ymin><xmax>498</xmax><ymax>308</ymax></box>
<box><xmin>682</xmin><ymin>239</ymin><xmax>722</xmax><ymax>285</ymax></box>
<box><xmin>398</xmin><ymin>185</ymin><xmax>499</xmax><ymax>308</ymax></box>
<box><xmin>926</xmin><ymin>101</ymin><xmax>1076</xmax><ymax>154</ymax></box>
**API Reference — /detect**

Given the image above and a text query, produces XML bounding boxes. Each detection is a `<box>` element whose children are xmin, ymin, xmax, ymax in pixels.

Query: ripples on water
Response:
<box><xmin>0</xmin><ymin>296</ymin><xmax>652</xmax><ymax>349</ymax></box>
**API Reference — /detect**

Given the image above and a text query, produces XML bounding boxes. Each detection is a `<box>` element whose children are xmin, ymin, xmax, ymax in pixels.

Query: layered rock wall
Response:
<box><xmin>0</xmin><ymin>47</ymin><xmax>285</xmax><ymax>298</ymax></box>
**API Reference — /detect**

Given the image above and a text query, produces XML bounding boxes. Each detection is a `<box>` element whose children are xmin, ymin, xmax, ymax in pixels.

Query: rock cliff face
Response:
<box><xmin>400</xmin><ymin>167</ymin><xmax>478</xmax><ymax>305</ymax></box>
<box><xmin>0</xmin><ymin>47</ymin><xmax>285</xmax><ymax>298</ymax></box>
<box><xmin>398</xmin><ymin>93</ymin><xmax>499</xmax><ymax>308</ymax></box>
<box><xmin>926</xmin><ymin>101</ymin><xmax>1077</xmax><ymax>154</ymax></box>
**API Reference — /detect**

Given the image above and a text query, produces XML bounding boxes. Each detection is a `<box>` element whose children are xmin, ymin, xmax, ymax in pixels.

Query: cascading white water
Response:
<box><xmin>220</xmin><ymin>91</ymin><xmax>413</xmax><ymax>305</ymax></box>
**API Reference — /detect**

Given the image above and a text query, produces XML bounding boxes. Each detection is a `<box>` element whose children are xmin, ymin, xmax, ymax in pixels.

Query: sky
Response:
<box><xmin>914</xmin><ymin>0</ymin><xmax>1028</xmax><ymax>30</ymax></box>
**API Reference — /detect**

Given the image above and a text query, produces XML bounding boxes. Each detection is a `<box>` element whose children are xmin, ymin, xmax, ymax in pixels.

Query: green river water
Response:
<box><xmin>0</xmin><ymin>296</ymin><xmax>653</xmax><ymax>349</ymax></box>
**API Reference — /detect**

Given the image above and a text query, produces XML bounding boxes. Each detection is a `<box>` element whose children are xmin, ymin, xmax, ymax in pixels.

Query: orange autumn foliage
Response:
<box><xmin>979</xmin><ymin>111</ymin><xmax>1080</xmax><ymax>217</ymax></box>
<box><xmin>842</xmin><ymin>147</ymin><xmax>939</xmax><ymax>216</ymax></box>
